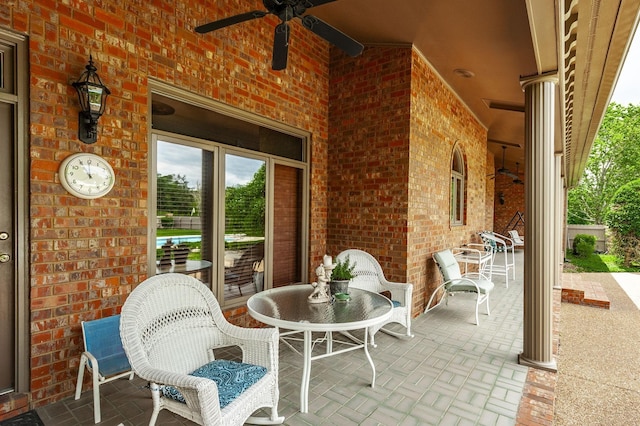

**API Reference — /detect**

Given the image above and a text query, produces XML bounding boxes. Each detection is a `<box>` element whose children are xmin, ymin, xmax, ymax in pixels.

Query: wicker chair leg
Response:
<box><xmin>149</xmin><ymin>383</ymin><xmax>162</xmax><ymax>426</ymax></box>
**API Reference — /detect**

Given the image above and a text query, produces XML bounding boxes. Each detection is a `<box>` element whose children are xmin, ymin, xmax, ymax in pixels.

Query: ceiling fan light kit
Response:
<box><xmin>196</xmin><ymin>0</ymin><xmax>364</xmax><ymax>70</ymax></box>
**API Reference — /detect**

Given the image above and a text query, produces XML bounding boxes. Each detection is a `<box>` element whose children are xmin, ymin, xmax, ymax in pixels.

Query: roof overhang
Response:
<box><xmin>311</xmin><ymin>0</ymin><xmax>640</xmax><ymax>187</ymax></box>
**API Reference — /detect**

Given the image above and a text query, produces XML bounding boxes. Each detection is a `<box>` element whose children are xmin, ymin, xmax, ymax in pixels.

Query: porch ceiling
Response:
<box><xmin>311</xmin><ymin>0</ymin><xmax>640</xmax><ymax>187</ymax></box>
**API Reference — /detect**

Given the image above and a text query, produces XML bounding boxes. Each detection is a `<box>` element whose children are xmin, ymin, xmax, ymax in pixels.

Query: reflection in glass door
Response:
<box><xmin>155</xmin><ymin>140</ymin><xmax>213</xmax><ymax>285</ymax></box>
<box><xmin>223</xmin><ymin>154</ymin><xmax>266</xmax><ymax>301</ymax></box>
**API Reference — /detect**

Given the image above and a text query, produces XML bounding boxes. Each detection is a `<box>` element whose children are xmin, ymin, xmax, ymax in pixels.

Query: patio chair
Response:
<box><xmin>508</xmin><ymin>230</ymin><xmax>525</xmax><ymax>248</ymax></box>
<box><xmin>74</xmin><ymin>314</ymin><xmax>134</xmax><ymax>424</ymax></box>
<box><xmin>336</xmin><ymin>249</ymin><xmax>414</xmax><ymax>347</ymax></box>
<box><xmin>119</xmin><ymin>273</ymin><xmax>284</xmax><ymax>426</ymax></box>
<box><xmin>479</xmin><ymin>231</ymin><xmax>515</xmax><ymax>287</ymax></box>
<box><xmin>426</xmin><ymin>249</ymin><xmax>494</xmax><ymax>325</ymax></box>
<box><xmin>225</xmin><ymin>242</ymin><xmax>264</xmax><ymax>296</ymax></box>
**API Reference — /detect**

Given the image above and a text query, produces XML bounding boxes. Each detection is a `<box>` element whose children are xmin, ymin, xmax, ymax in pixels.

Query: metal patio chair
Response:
<box><xmin>426</xmin><ymin>249</ymin><xmax>494</xmax><ymax>325</ymax></box>
<box><xmin>508</xmin><ymin>230</ymin><xmax>525</xmax><ymax>248</ymax></box>
<box><xmin>480</xmin><ymin>231</ymin><xmax>516</xmax><ymax>287</ymax></box>
<box><xmin>74</xmin><ymin>314</ymin><xmax>134</xmax><ymax>424</ymax></box>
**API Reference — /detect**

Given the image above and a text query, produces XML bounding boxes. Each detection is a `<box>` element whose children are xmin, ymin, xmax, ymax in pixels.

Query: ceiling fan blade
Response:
<box><xmin>272</xmin><ymin>22</ymin><xmax>290</xmax><ymax>70</ymax></box>
<box><xmin>301</xmin><ymin>15</ymin><xmax>364</xmax><ymax>57</ymax></box>
<box><xmin>195</xmin><ymin>11</ymin><xmax>267</xmax><ymax>33</ymax></box>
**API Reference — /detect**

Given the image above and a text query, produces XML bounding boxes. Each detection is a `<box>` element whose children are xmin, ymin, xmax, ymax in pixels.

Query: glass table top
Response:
<box><xmin>247</xmin><ymin>285</ymin><xmax>392</xmax><ymax>331</ymax></box>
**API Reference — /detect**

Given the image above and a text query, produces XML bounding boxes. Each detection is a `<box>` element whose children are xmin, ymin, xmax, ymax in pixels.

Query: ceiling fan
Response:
<box><xmin>512</xmin><ymin>163</ymin><xmax>524</xmax><ymax>185</ymax></box>
<box><xmin>195</xmin><ymin>0</ymin><xmax>364</xmax><ymax>71</ymax></box>
<box><xmin>497</xmin><ymin>146</ymin><xmax>519</xmax><ymax>180</ymax></box>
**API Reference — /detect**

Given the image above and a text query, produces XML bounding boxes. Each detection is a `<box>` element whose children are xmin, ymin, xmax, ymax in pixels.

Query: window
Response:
<box><xmin>451</xmin><ymin>146</ymin><xmax>465</xmax><ymax>226</ymax></box>
<box><xmin>150</xmin><ymin>91</ymin><xmax>309</xmax><ymax>307</ymax></box>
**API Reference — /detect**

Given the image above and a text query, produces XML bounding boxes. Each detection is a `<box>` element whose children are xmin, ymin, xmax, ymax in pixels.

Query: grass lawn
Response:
<box><xmin>565</xmin><ymin>250</ymin><xmax>640</xmax><ymax>273</ymax></box>
<box><xmin>157</xmin><ymin>228</ymin><xmax>201</xmax><ymax>237</ymax></box>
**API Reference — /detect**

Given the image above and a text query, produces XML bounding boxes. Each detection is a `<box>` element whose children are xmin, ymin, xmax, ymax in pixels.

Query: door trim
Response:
<box><xmin>0</xmin><ymin>28</ymin><xmax>30</xmax><ymax>394</ymax></box>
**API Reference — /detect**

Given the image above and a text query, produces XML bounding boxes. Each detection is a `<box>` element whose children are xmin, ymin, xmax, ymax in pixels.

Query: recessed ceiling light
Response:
<box><xmin>453</xmin><ymin>68</ymin><xmax>475</xmax><ymax>78</ymax></box>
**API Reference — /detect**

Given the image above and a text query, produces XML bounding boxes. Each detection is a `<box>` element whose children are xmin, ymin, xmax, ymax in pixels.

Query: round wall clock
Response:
<box><xmin>59</xmin><ymin>153</ymin><xmax>115</xmax><ymax>199</ymax></box>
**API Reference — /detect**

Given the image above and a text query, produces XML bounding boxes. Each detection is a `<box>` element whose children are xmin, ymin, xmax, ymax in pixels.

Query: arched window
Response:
<box><xmin>451</xmin><ymin>147</ymin><xmax>465</xmax><ymax>225</ymax></box>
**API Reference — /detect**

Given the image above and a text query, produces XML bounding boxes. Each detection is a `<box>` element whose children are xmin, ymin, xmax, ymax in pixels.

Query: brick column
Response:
<box><xmin>519</xmin><ymin>73</ymin><xmax>558</xmax><ymax>372</ymax></box>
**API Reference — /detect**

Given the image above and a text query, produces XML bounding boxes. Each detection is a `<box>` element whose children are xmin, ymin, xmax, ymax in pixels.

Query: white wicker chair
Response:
<box><xmin>335</xmin><ymin>249</ymin><xmax>414</xmax><ymax>347</ymax></box>
<box><xmin>120</xmin><ymin>273</ymin><xmax>284</xmax><ymax>426</ymax></box>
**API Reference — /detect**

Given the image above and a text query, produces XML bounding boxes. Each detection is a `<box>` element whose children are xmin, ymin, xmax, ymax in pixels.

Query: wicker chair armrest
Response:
<box><xmin>138</xmin><ymin>366</ymin><xmax>221</xmax><ymax>414</ymax></box>
<box><xmin>220</xmin><ymin>325</ymin><xmax>279</xmax><ymax>369</ymax></box>
<box><xmin>379</xmin><ymin>280</ymin><xmax>413</xmax><ymax>307</ymax></box>
<box><xmin>138</xmin><ymin>366</ymin><xmax>216</xmax><ymax>391</ymax></box>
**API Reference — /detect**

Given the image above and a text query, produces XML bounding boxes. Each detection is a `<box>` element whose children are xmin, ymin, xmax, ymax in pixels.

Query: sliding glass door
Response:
<box><xmin>152</xmin><ymin>133</ymin><xmax>308</xmax><ymax>307</ymax></box>
<box><xmin>223</xmin><ymin>154</ymin><xmax>265</xmax><ymax>299</ymax></box>
<box><xmin>155</xmin><ymin>138</ymin><xmax>214</xmax><ymax>286</ymax></box>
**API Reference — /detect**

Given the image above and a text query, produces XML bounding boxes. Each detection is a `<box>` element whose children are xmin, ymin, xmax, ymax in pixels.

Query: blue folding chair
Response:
<box><xmin>74</xmin><ymin>314</ymin><xmax>134</xmax><ymax>423</ymax></box>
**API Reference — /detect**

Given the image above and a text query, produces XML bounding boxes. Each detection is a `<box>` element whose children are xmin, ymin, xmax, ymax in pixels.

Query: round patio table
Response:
<box><xmin>247</xmin><ymin>285</ymin><xmax>392</xmax><ymax>413</ymax></box>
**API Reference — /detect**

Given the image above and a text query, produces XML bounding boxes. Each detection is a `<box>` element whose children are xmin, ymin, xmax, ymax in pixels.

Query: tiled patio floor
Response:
<box><xmin>38</xmin><ymin>252</ymin><xmax>533</xmax><ymax>425</ymax></box>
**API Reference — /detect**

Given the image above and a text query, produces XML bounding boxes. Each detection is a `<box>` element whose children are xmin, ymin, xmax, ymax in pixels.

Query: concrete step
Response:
<box><xmin>561</xmin><ymin>273</ymin><xmax>610</xmax><ymax>309</ymax></box>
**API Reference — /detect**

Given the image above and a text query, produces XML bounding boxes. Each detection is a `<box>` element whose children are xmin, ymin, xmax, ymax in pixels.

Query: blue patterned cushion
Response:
<box><xmin>162</xmin><ymin>360</ymin><xmax>267</xmax><ymax>408</ymax></box>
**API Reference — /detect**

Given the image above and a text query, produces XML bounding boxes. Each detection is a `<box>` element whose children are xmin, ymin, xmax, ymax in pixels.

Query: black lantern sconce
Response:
<box><xmin>72</xmin><ymin>55</ymin><xmax>110</xmax><ymax>144</ymax></box>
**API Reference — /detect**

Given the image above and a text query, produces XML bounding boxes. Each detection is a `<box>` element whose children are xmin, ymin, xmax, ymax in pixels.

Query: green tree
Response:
<box><xmin>605</xmin><ymin>179</ymin><xmax>640</xmax><ymax>267</ymax></box>
<box><xmin>567</xmin><ymin>103</ymin><xmax>640</xmax><ymax>224</ymax></box>
<box><xmin>225</xmin><ymin>165</ymin><xmax>265</xmax><ymax>236</ymax></box>
<box><xmin>157</xmin><ymin>174</ymin><xmax>198</xmax><ymax>216</ymax></box>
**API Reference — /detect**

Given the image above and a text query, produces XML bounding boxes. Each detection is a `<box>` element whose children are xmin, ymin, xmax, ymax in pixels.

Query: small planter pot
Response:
<box><xmin>329</xmin><ymin>280</ymin><xmax>350</xmax><ymax>295</ymax></box>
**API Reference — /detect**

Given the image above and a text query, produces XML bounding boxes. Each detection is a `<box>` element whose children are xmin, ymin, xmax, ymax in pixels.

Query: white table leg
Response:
<box><xmin>363</xmin><ymin>328</ymin><xmax>376</xmax><ymax>387</ymax></box>
<box><xmin>301</xmin><ymin>329</ymin><xmax>312</xmax><ymax>413</ymax></box>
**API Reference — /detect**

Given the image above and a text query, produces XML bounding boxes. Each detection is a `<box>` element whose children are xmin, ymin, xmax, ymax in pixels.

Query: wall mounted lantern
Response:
<box><xmin>72</xmin><ymin>55</ymin><xmax>110</xmax><ymax>144</ymax></box>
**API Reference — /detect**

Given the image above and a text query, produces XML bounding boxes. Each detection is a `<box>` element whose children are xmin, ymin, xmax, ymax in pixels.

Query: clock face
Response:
<box><xmin>59</xmin><ymin>153</ymin><xmax>115</xmax><ymax>199</ymax></box>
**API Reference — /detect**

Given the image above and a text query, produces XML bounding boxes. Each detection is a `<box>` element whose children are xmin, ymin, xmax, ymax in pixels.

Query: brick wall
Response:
<box><xmin>407</xmin><ymin>50</ymin><xmax>489</xmax><ymax>313</ymax></box>
<box><xmin>2</xmin><ymin>0</ymin><xmax>495</xmax><ymax>410</ymax></box>
<box><xmin>3</xmin><ymin>0</ymin><xmax>331</xmax><ymax>408</ymax></box>
<box><xmin>327</xmin><ymin>45</ymin><xmax>412</xmax><ymax>278</ymax></box>
<box><xmin>493</xmin><ymin>171</ymin><xmax>525</xmax><ymax>235</ymax></box>
<box><xmin>327</xmin><ymin>46</ymin><xmax>489</xmax><ymax>317</ymax></box>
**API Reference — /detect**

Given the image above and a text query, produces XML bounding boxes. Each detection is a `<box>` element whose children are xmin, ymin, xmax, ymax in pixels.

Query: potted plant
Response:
<box><xmin>330</xmin><ymin>255</ymin><xmax>356</xmax><ymax>295</ymax></box>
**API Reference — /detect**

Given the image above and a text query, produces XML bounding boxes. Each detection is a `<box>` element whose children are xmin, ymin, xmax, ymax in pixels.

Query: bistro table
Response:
<box><xmin>247</xmin><ymin>285</ymin><xmax>393</xmax><ymax>413</ymax></box>
<box><xmin>453</xmin><ymin>245</ymin><xmax>493</xmax><ymax>276</ymax></box>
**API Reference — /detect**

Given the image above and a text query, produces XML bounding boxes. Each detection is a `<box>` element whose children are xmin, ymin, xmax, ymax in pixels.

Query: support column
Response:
<box><xmin>519</xmin><ymin>73</ymin><xmax>558</xmax><ymax>372</ymax></box>
<box><xmin>554</xmin><ymin>153</ymin><xmax>564</xmax><ymax>289</ymax></box>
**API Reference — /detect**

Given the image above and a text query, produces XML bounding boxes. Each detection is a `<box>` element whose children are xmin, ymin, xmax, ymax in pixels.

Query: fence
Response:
<box><xmin>157</xmin><ymin>216</ymin><xmax>202</xmax><ymax>230</ymax></box>
<box><xmin>566</xmin><ymin>224</ymin><xmax>607</xmax><ymax>253</ymax></box>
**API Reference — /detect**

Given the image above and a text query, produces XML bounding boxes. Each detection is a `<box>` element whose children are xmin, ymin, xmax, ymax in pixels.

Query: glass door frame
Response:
<box><xmin>149</xmin><ymin>132</ymin><xmax>220</xmax><ymax>291</ymax></box>
<box><xmin>150</xmin><ymin>132</ymin><xmax>310</xmax><ymax>307</ymax></box>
